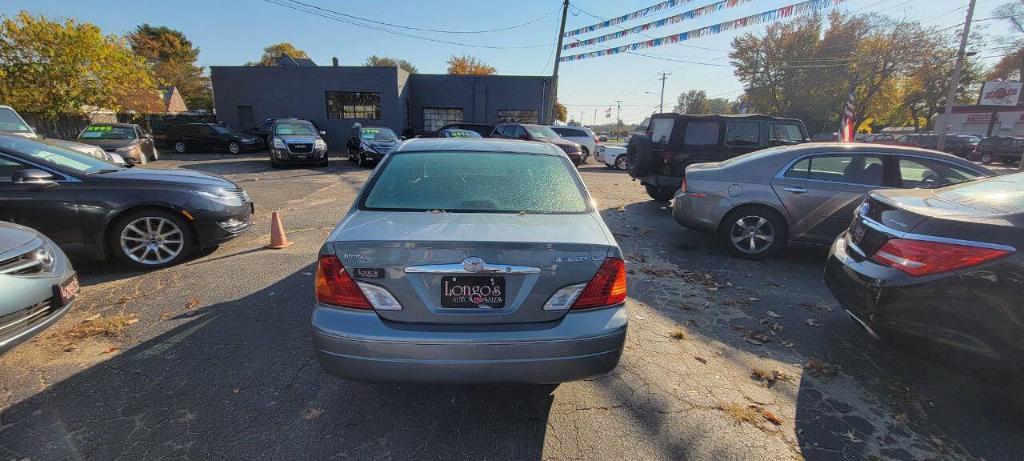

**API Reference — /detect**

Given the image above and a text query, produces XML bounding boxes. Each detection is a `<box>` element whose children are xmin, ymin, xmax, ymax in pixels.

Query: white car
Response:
<box><xmin>602</xmin><ymin>145</ymin><xmax>628</xmax><ymax>170</ymax></box>
<box><xmin>551</xmin><ymin>126</ymin><xmax>599</xmax><ymax>163</ymax></box>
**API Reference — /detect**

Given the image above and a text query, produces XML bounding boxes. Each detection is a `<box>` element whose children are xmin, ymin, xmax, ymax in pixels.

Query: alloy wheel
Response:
<box><xmin>119</xmin><ymin>217</ymin><xmax>185</xmax><ymax>265</ymax></box>
<box><xmin>228</xmin><ymin>142</ymin><xmax>241</xmax><ymax>154</ymax></box>
<box><xmin>615</xmin><ymin>156</ymin><xmax>628</xmax><ymax>170</ymax></box>
<box><xmin>175</xmin><ymin>141</ymin><xmax>187</xmax><ymax>153</ymax></box>
<box><xmin>729</xmin><ymin>216</ymin><xmax>775</xmax><ymax>254</ymax></box>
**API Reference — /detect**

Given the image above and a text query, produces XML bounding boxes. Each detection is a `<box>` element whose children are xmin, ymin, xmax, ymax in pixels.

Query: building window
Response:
<box><xmin>497</xmin><ymin>109</ymin><xmax>539</xmax><ymax>124</ymax></box>
<box><xmin>326</xmin><ymin>91</ymin><xmax>381</xmax><ymax>120</ymax></box>
<box><xmin>423</xmin><ymin>107</ymin><xmax>463</xmax><ymax>132</ymax></box>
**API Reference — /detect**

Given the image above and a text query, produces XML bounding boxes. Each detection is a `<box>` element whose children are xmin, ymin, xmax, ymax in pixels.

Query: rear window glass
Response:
<box><xmin>0</xmin><ymin>108</ymin><xmax>31</xmax><ymax>133</ymax></box>
<box><xmin>937</xmin><ymin>173</ymin><xmax>1024</xmax><ymax>212</ymax></box>
<box><xmin>725</xmin><ymin>122</ymin><xmax>759</xmax><ymax>146</ymax></box>
<box><xmin>770</xmin><ymin>124</ymin><xmax>804</xmax><ymax>142</ymax></box>
<box><xmin>650</xmin><ymin>118</ymin><xmax>675</xmax><ymax>144</ymax></box>
<box><xmin>683</xmin><ymin>122</ymin><xmax>719</xmax><ymax>146</ymax></box>
<box><xmin>362</xmin><ymin>152</ymin><xmax>589</xmax><ymax>214</ymax></box>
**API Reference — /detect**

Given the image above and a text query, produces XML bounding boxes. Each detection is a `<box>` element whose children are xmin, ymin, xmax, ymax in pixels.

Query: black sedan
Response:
<box><xmin>165</xmin><ymin>123</ymin><xmax>262</xmax><ymax>154</ymax></box>
<box><xmin>825</xmin><ymin>173</ymin><xmax>1023</xmax><ymax>388</ymax></box>
<box><xmin>0</xmin><ymin>134</ymin><xmax>253</xmax><ymax>269</ymax></box>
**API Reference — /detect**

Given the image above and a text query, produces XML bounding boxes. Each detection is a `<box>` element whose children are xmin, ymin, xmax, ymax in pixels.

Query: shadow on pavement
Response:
<box><xmin>0</xmin><ymin>264</ymin><xmax>556</xmax><ymax>459</ymax></box>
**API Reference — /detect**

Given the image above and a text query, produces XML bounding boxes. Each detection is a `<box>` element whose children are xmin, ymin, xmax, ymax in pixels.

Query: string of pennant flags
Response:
<box><xmin>560</xmin><ymin>0</ymin><xmax>847</xmax><ymax>63</ymax></box>
<box><xmin>565</xmin><ymin>0</ymin><xmax>700</xmax><ymax>38</ymax></box>
<box><xmin>564</xmin><ymin>0</ymin><xmax>754</xmax><ymax>51</ymax></box>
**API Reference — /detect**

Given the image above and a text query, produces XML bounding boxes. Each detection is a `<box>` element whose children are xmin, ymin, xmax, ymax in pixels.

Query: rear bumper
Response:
<box><xmin>641</xmin><ymin>174</ymin><xmax>682</xmax><ymax>188</ymax></box>
<box><xmin>312</xmin><ymin>304</ymin><xmax>627</xmax><ymax>384</ymax></box>
<box><xmin>671</xmin><ymin>193</ymin><xmax>722</xmax><ymax>233</ymax></box>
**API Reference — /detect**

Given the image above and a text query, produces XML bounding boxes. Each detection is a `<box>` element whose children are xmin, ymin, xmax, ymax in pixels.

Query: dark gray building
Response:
<box><xmin>210</xmin><ymin>63</ymin><xmax>552</xmax><ymax>147</ymax></box>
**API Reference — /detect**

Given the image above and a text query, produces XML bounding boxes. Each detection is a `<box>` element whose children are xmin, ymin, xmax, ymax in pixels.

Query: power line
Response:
<box><xmin>283</xmin><ymin>0</ymin><xmax>559</xmax><ymax>34</ymax></box>
<box><xmin>263</xmin><ymin>0</ymin><xmax>552</xmax><ymax>50</ymax></box>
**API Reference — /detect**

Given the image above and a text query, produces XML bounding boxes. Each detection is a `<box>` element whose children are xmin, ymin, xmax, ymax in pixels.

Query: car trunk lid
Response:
<box><xmin>330</xmin><ymin>211</ymin><xmax>616</xmax><ymax>325</ymax></box>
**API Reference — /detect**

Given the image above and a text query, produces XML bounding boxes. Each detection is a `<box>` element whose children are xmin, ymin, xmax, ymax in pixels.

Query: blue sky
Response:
<box><xmin>4</xmin><ymin>0</ymin><xmax>1013</xmax><ymax>123</ymax></box>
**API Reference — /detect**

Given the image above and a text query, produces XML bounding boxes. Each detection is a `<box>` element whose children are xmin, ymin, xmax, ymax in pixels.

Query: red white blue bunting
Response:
<box><xmin>564</xmin><ymin>0</ymin><xmax>754</xmax><ymax>51</ymax></box>
<box><xmin>560</xmin><ymin>0</ymin><xmax>846</xmax><ymax>62</ymax></box>
<box><xmin>565</xmin><ymin>0</ymin><xmax>700</xmax><ymax>38</ymax></box>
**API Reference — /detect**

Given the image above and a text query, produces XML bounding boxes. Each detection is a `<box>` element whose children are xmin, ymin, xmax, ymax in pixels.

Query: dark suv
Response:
<box><xmin>269</xmin><ymin>119</ymin><xmax>328</xmax><ymax>168</ymax></box>
<box><xmin>627</xmin><ymin>113</ymin><xmax>809</xmax><ymax>201</ymax></box>
<box><xmin>165</xmin><ymin>123</ymin><xmax>262</xmax><ymax>154</ymax></box>
<box><xmin>973</xmin><ymin>136</ymin><xmax>1024</xmax><ymax>165</ymax></box>
<box><xmin>491</xmin><ymin>123</ymin><xmax>584</xmax><ymax>165</ymax></box>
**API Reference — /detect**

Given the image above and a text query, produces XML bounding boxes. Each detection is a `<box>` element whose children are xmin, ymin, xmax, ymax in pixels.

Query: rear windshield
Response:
<box><xmin>362</xmin><ymin>152</ymin><xmax>589</xmax><ymax>213</ymax></box>
<box><xmin>936</xmin><ymin>173</ymin><xmax>1024</xmax><ymax>213</ymax></box>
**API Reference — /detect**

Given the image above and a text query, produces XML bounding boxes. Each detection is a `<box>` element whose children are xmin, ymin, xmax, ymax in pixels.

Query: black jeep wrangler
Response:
<box><xmin>627</xmin><ymin>113</ymin><xmax>809</xmax><ymax>201</ymax></box>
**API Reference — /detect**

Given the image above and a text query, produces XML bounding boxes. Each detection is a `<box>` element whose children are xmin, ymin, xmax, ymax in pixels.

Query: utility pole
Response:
<box><xmin>658</xmin><ymin>72</ymin><xmax>668</xmax><ymax>113</ymax></box>
<box><xmin>549</xmin><ymin>0</ymin><xmax>570</xmax><ymax>125</ymax></box>
<box><xmin>615</xmin><ymin>100</ymin><xmax>623</xmax><ymax>124</ymax></box>
<box><xmin>937</xmin><ymin>0</ymin><xmax>976</xmax><ymax>152</ymax></box>
<box><xmin>593</xmin><ymin>109</ymin><xmax>597</xmax><ymax>126</ymax></box>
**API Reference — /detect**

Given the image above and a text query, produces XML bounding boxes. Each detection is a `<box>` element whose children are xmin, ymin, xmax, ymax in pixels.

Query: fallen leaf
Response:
<box><xmin>781</xmin><ymin>340</ymin><xmax>795</xmax><ymax>347</ymax></box>
<box><xmin>232</xmin><ymin>388</ymin><xmax>240</xmax><ymax>394</ymax></box>
<box><xmin>185</xmin><ymin>298</ymin><xmax>201</xmax><ymax>310</ymax></box>
<box><xmin>84</xmin><ymin>313</ymin><xmax>101</xmax><ymax>321</ymax></box>
<box><xmin>126</xmin><ymin>317</ymin><xmax>140</xmax><ymax>325</ymax></box>
<box><xmin>745</xmin><ymin>338</ymin><xmax>764</xmax><ymax>345</ymax></box>
<box><xmin>694</xmin><ymin>356</ymin><xmax>708</xmax><ymax>364</ymax></box>
<box><xmin>766</xmin><ymin>310</ymin><xmax>781</xmax><ymax>318</ymax></box>
<box><xmin>103</xmin><ymin>346</ymin><xmax>120</xmax><ymax>354</ymax></box>
<box><xmin>804</xmin><ymin>318</ymin><xmax>822</xmax><ymax>327</ymax></box>
<box><xmin>302</xmin><ymin>408</ymin><xmax>323</xmax><ymax>420</ymax></box>
<box><xmin>746</xmin><ymin>297</ymin><xmax>760</xmax><ymax>303</ymax></box>
<box><xmin>63</xmin><ymin>347</ymin><xmax>77</xmax><ymax>353</ymax></box>
<box><xmin>762</xmin><ymin>410</ymin><xmax>783</xmax><ymax>425</ymax></box>
<box><xmin>301</xmin><ymin>272</ymin><xmax>313</xmax><ymax>276</ymax></box>
<box><xmin>616</xmin><ymin>205</ymin><xmax>626</xmax><ymax>212</ymax></box>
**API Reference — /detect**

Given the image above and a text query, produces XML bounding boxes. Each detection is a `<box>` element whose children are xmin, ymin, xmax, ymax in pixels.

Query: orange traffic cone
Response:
<box><xmin>265</xmin><ymin>211</ymin><xmax>293</xmax><ymax>249</ymax></box>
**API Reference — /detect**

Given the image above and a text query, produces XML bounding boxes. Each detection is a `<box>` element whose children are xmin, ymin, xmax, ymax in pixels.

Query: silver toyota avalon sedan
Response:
<box><xmin>312</xmin><ymin>138</ymin><xmax>628</xmax><ymax>383</ymax></box>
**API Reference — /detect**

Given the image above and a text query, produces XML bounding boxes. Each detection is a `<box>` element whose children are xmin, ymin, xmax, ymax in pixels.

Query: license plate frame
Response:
<box><xmin>441</xmin><ymin>276</ymin><xmax>505</xmax><ymax>308</ymax></box>
<box><xmin>54</xmin><ymin>272</ymin><xmax>80</xmax><ymax>307</ymax></box>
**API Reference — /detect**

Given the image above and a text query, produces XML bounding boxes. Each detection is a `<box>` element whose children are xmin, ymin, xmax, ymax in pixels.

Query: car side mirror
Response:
<box><xmin>143</xmin><ymin>133</ymin><xmax>153</xmax><ymax>139</ymax></box>
<box><xmin>12</xmin><ymin>169</ymin><xmax>57</xmax><ymax>187</ymax></box>
<box><xmin>319</xmin><ymin>130</ymin><xmax>326</xmax><ymax>136</ymax></box>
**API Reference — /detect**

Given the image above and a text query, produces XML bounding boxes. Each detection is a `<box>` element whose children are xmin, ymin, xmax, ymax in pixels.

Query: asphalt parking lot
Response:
<box><xmin>1</xmin><ymin>151</ymin><xmax>1022</xmax><ymax>460</ymax></box>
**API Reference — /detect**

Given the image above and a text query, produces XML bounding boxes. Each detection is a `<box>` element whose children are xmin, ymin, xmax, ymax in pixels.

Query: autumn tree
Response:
<box><xmin>251</xmin><ymin>42</ymin><xmax>310</xmax><ymax>66</ymax></box>
<box><xmin>0</xmin><ymin>11</ymin><xmax>158</xmax><ymax>116</ymax></box>
<box><xmin>364</xmin><ymin>55</ymin><xmax>418</xmax><ymax>74</ymax></box>
<box><xmin>673</xmin><ymin>90</ymin><xmax>709</xmax><ymax>114</ymax></box>
<box><xmin>553</xmin><ymin>101</ymin><xmax>567</xmax><ymax>121</ymax></box>
<box><xmin>127</xmin><ymin>24</ymin><xmax>211</xmax><ymax>110</ymax></box>
<box><xmin>447</xmin><ymin>55</ymin><xmax>496</xmax><ymax>75</ymax></box>
<box><xmin>706</xmin><ymin>98</ymin><xmax>733</xmax><ymax>114</ymax></box>
<box><xmin>987</xmin><ymin>2</ymin><xmax>1024</xmax><ymax>81</ymax></box>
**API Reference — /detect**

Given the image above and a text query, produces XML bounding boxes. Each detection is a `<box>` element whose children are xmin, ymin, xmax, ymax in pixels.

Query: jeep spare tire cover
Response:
<box><xmin>627</xmin><ymin>135</ymin><xmax>655</xmax><ymax>178</ymax></box>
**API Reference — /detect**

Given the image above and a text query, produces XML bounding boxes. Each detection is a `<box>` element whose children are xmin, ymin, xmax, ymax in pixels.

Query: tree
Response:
<box><xmin>0</xmin><ymin>11</ymin><xmax>159</xmax><ymax>117</ymax></box>
<box><xmin>673</xmin><ymin>90</ymin><xmax>709</xmax><ymax>114</ymax></box>
<box><xmin>446</xmin><ymin>55</ymin><xmax>496</xmax><ymax>75</ymax></box>
<box><xmin>707</xmin><ymin>98</ymin><xmax>733</xmax><ymax>114</ymax></box>
<box><xmin>126</xmin><ymin>24</ymin><xmax>212</xmax><ymax>110</ymax></box>
<box><xmin>553</xmin><ymin>101</ymin><xmax>567</xmax><ymax>122</ymax></box>
<box><xmin>987</xmin><ymin>2</ymin><xmax>1024</xmax><ymax>81</ymax></box>
<box><xmin>363</xmin><ymin>55</ymin><xmax>418</xmax><ymax>74</ymax></box>
<box><xmin>251</xmin><ymin>42</ymin><xmax>309</xmax><ymax>66</ymax></box>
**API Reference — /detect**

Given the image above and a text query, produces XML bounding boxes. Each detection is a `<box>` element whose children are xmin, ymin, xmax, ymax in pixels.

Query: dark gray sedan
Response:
<box><xmin>313</xmin><ymin>138</ymin><xmax>627</xmax><ymax>383</ymax></box>
<box><xmin>672</xmin><ymin>143</ymin><xmax>994</xmax><ymax>259</ymax></box>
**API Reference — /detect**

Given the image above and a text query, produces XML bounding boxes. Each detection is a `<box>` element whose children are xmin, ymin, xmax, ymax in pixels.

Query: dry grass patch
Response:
<box><xmin>718</xmin><ymin>403</ymin><xmax>785</xmax><ymax>428</ymax></box>
<box><xmin>64</xmin><ymin>314</ymin><xmax>138</xmax><ymax>340</ymax></box>
<box><xmin>751</xmin><ymin>367</ymin><xmax>793</xmax><ymax>387</ymax></box>
<box><xmin>668</xmin><ymin>330</ymin><xmax>687</xmax><ymax>340</ymax></box>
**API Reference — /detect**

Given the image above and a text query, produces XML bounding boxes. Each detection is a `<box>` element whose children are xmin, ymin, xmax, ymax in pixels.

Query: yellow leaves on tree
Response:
<box><xmin>0</xmin><ymin>11</ymin><xmax>158</xmax><ymax>116</ymax></box>
<box><xmin>446</xmin><ymin>55</ymin><xmax>496</xmax><ymax>75</ymax></box>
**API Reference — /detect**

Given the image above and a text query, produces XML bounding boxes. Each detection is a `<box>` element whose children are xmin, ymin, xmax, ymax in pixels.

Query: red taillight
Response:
<box><xmin>315</xmin><ymin>255</ymin><xmax>372</xmax><ymax>309</ymax></box>
<box><xmin>870</xmin><ymin>239</ymin><xmax>1011</xmax><ymax>277</ymax></box>
<box><xmin>572</xmin><ymin>257</ymin><xmax>627</xmax><ymax>309</ymax></box>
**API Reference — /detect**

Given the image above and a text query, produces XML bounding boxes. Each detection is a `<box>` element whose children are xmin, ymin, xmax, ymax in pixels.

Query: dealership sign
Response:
<box><xmin>979</xmin><ymin>81</ymin><xmax>1022</xmax><ymax>106</ymax></box>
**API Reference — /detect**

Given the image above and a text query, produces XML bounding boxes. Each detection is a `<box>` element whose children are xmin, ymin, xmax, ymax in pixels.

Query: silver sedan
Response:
<box><xmin>672</xmin><ymin>143</ymin><xmax>994</xmax><ymax>259</ymax></box>
<box><xmin>0</xmin><ymin>221</ymin><xmax>78</xmax><ymax>354</ymax></box>
<box><xmin>312</xmin><ymin>138</ymin><xmax>627</xmax><ymax>383</ymax></box>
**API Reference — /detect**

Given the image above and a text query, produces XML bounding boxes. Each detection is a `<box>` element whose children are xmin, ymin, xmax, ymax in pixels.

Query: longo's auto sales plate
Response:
<box><xmin>55</xmin><ymin>272</ymin><xmax>80</xmax><ymax>307</ymax></box>
<box><xmin>441</xmin><ymin>276</ymin><xmax>505</xmax><ymax>308</ymax></box>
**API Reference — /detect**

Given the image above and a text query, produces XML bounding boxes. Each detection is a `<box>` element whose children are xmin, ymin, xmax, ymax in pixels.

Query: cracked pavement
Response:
<box><xmin>0</xmin><ymin>152</ymin><xmax>1021</xmax><ymax>460</ymax></box>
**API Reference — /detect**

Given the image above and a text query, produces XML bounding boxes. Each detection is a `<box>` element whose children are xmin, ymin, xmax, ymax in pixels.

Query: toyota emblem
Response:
<box><xmin>462</xmin><ymin>257</ymin><xmax>485</xmax><ymax>273</ymax></box>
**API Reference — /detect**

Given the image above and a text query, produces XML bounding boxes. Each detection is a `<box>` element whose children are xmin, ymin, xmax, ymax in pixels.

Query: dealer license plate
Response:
<box><xmin>441</xmin><ymin>276</ymin><xmax>505</xmax><ymax>308</ymax></box>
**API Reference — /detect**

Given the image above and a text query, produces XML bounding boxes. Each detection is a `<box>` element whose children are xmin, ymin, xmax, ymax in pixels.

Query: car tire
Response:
<box><xmin>228</xmin><ymin>141</ymin><xmax>241</xmax><ymax>154</ymax></box>
<box><xmin>109</xmin><ymin>209</ymin><xmax>195</xmax><ymax>270</ymax></box>
<box><xmin>151</xmin><ymin>149</ymin><xmax>159</xmax><ymax>161</ymax></box>
<box><xmin>318</xmin><ymin>156</ymin><xmax>329</xmax><ymax>168</ymax></box>
<box><xmin>614</xmin><ymin>155</ymin><xmax>628</xmax><ymax>171</ymax></box>
<box><xmin>644</xmin><ymin>184</ymin><xmax>676</xmax><ymax>202</ymax></box>
<box><xmin>981</xmin><ymin>152</ymin><xmax>994</xmax><ymax>164</ymax></box>
<box><xmin>719</xmin><ymin>206</ymin><xmax>788</xmax><ymax>260</ymax></box>
<box><xmin>626</xmin><ymin>135</ymin><xmax>655</xmax><ymax>178</ymax></box>
<box><xmin>174</xmin><ymin>141</ymin><xmax>188</xmax><ymax>153</ymax></box>
<box><xmin>271</xmin><ymin>157</ymin><xmax>282</xmax><ymax>168</ymax></box>
<box><xmin>580</xmin><ymin>147</ymin><xmax>590</xmax><ymax>164</ymax></box>
<box><xmin>356</xmin><ymin>151</ymin><xmax>368</xmax><ymax>168</ymax></box>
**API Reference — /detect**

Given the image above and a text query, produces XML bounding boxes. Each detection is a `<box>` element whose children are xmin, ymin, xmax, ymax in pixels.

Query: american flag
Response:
<box><xmin>840</xmin><ymin>83</ymin><xmax>856</xmax><ymax>142</ymax></box>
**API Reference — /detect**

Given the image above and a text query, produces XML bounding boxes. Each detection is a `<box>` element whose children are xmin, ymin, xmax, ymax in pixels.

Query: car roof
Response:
<box><xmin>274</xmin><ymin>118</ymin><xmax>313</xmax><ymax>124</ymax></box>
<box><xmin>87</xmin><ymin>122</ymin><xmax>136</xmax><ymax>128</ymax></box>
<box><xmin>651</xmin><ymin>113</ymin><xmax>805</xmax><ymax>124</ymax></box>
<box><xmin>395</xmin><ymin>138</ymin><xmax>563</xmax><ymax>156</ymax></box>
<box><xmin>359</xmin><ymin>126</ymin><xmax>393</xmax><ymax>130</ymax></box>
